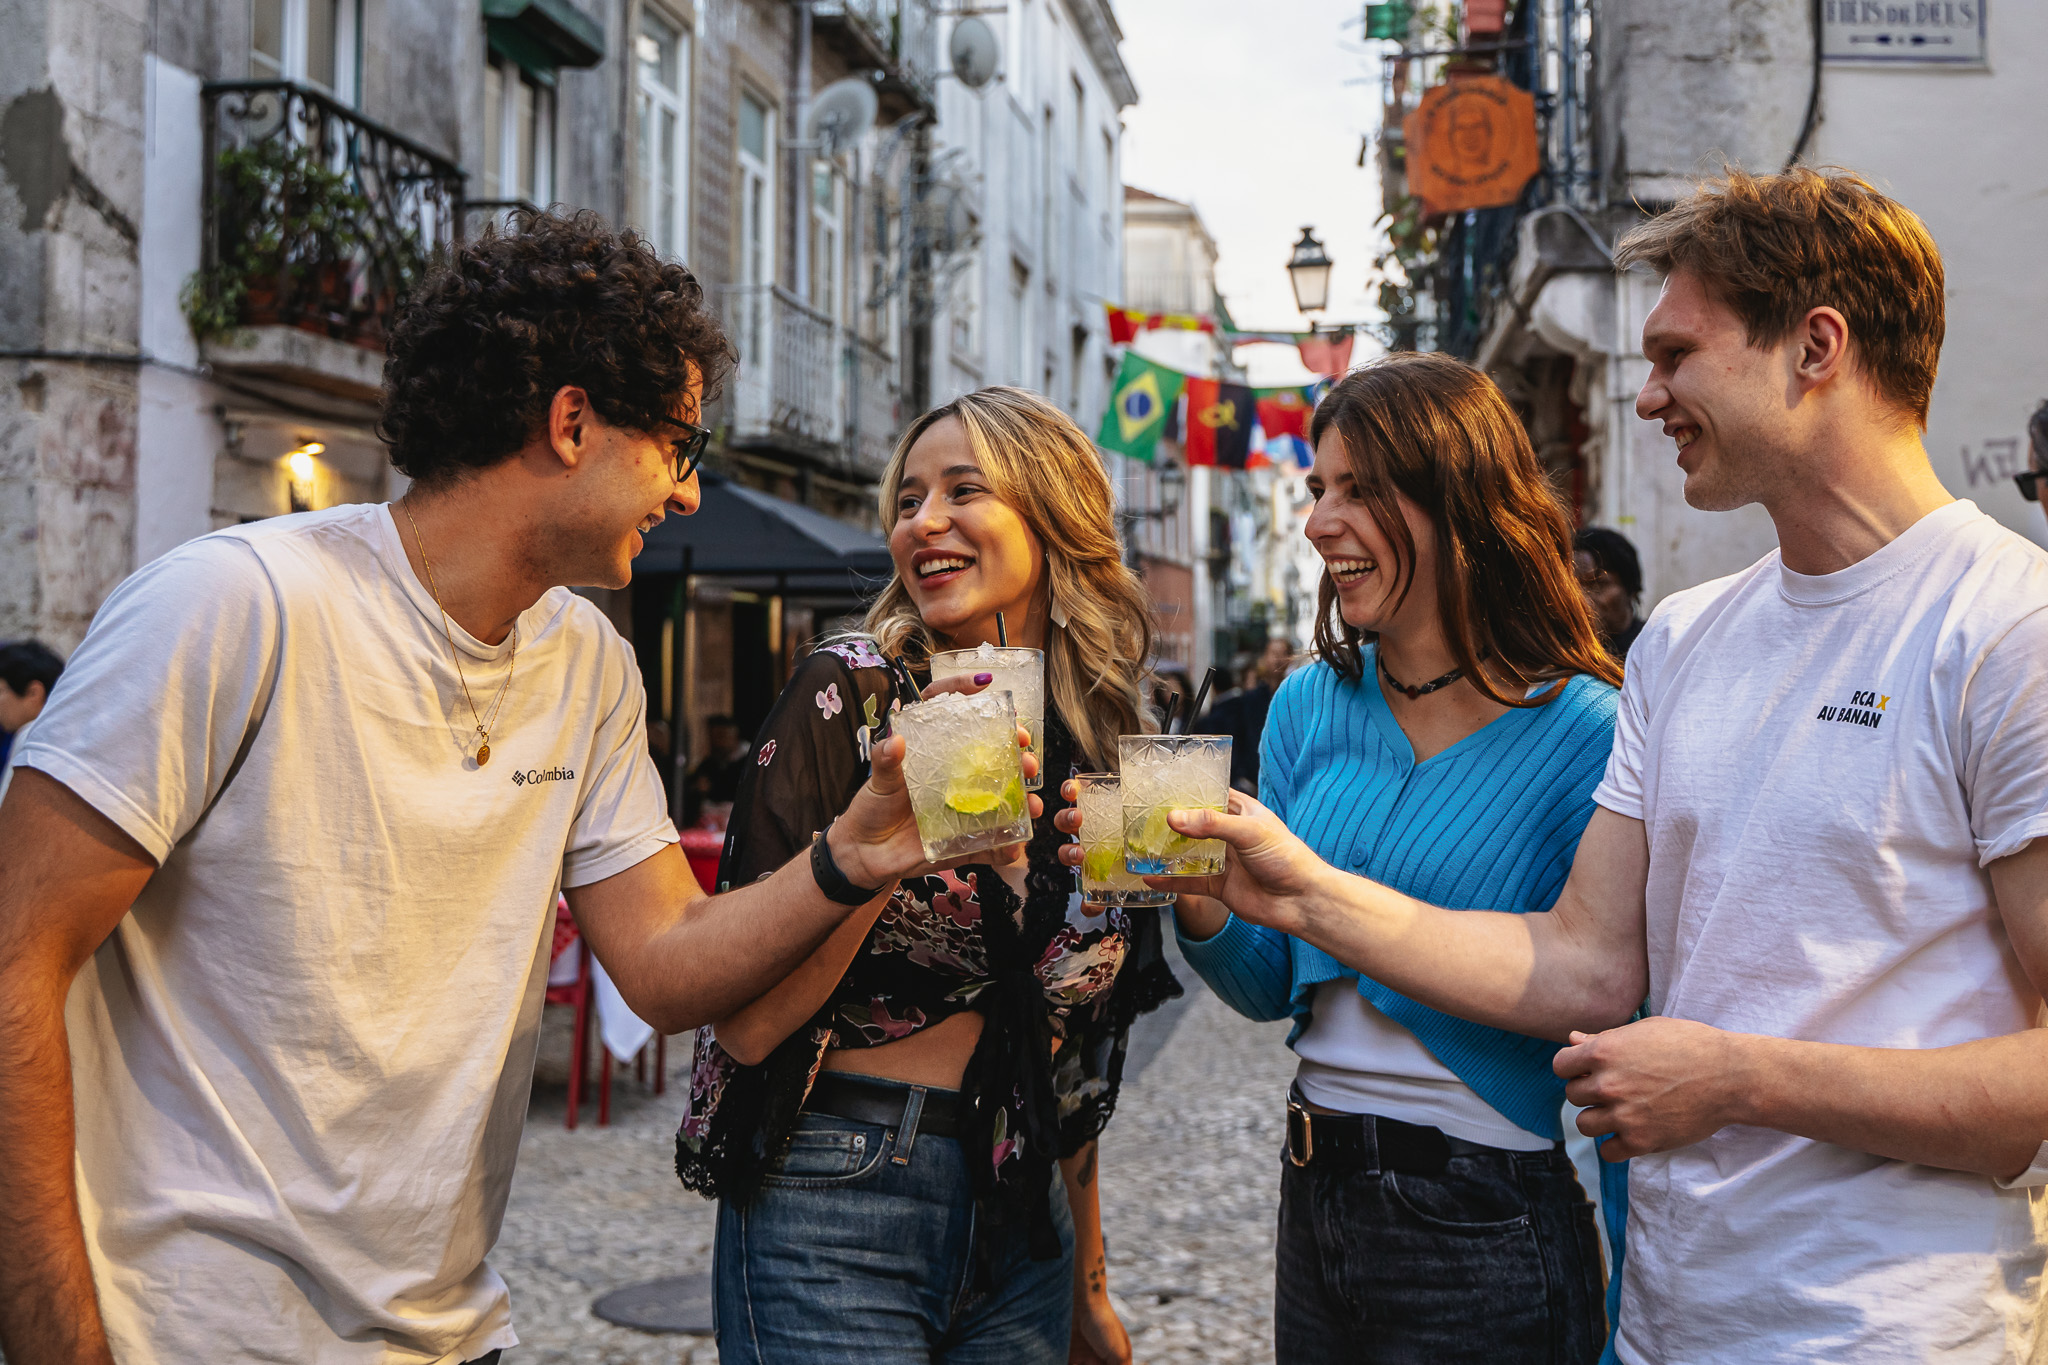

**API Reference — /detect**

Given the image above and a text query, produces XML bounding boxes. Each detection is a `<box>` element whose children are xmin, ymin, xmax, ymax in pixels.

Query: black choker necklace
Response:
<box><xmin>1379</xmin><ymin>651</ymin><xmax>1464</xmax><ymax>699</ymax></box>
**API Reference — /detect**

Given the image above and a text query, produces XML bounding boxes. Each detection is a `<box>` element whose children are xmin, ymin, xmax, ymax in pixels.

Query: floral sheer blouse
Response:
<box><xmin>675</xmin><ymin>638</ymin><xmax>1179</xmax><ymax>1258</ymax></box>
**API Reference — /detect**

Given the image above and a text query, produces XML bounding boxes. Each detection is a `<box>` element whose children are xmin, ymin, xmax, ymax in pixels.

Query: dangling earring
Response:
<box><xmin>1047</xmin><ymin>561</ymin><xmax>1070</xmax><ymax>627</ymax></box>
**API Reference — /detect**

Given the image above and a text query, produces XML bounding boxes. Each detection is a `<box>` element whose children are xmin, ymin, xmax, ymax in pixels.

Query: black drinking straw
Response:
<box><xmin>996</xmin><ymin>611</ymin><xmax>1009</xmax><ymax>647</ymax></box>
<box><xmin>1161</xmin><ymin>691</ymin><xmax>1181</xmax><ymax>736</ymax></box>
<box><xmin>1186</xmin><ymin>666</ymin><xmax>1223</xmax><ymax>733</ymax></box>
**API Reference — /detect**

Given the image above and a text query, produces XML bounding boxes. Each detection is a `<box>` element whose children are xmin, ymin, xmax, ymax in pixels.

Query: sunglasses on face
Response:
<box><xmin>670</xmin><ymin>422</ymin><xmax>711</xmax><ymax>485</ymax></box>
<box><xmin>2018</xmin><ymin>470</ymin><xmax>2044</xmax><ymax>504</ymax></box>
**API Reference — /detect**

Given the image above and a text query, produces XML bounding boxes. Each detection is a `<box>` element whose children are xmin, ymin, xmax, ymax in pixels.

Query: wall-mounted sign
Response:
<box><xmin>1401</xmin><ymin>76</ymin><xmax>1540</xmax><ymax>216</ymax></box>
<box><xmin>1823</xmin><ymin>1</ymin><xmax>1986</xmax><ymax>66</ymax></box>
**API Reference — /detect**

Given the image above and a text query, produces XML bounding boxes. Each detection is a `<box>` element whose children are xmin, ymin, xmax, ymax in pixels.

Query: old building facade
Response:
<box><xmin>1376</xmin><ymin>0</ymin><xmax>2048</xmax><ymax>607</ymax></box>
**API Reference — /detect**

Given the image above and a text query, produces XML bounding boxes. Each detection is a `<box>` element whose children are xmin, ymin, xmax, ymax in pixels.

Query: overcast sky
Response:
<box><xmin>1115</xmin><ymin>0</ymin><xmax>1387</xmax><ymax>339</ymax></box>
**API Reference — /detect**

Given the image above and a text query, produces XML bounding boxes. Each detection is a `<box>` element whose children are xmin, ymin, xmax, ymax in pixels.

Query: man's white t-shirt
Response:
<box><xmin>20</xmin><ymin>503</ymin><xmax>678</xmax><ymax>1364</ymax></box>
<box><xmin>1593</xmin><ymin>500</ymin><xmax>2048</xmax><ymax>1363</ymax></box>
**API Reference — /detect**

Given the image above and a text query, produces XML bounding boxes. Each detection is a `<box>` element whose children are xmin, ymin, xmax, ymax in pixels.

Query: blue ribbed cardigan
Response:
<box><xmin>1177</xmin><ymin>652</ymin><xmax>1619</xmax><ymax>1140</ymax></box>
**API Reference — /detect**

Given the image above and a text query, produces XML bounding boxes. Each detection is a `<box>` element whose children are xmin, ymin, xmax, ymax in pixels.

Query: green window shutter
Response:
<box><xmin>482</xmin><ymin>0</ymin><xmax>605</xmax><ymax>84</ymax></box>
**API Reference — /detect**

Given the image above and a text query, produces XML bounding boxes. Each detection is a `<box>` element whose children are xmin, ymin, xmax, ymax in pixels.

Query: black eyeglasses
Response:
<box><xmin>671</xmin><ymin>422</ymin><xmax>711</xmax><ymax>484</ymax></box>
<box><xmin>2018</xmin><ymin>470</ymin><xmax>2044</xmax><ymax>504</ymax></box>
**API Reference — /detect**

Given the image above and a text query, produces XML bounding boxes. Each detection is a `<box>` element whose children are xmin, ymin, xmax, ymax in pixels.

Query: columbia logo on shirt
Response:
<box><xmin>1816</xmin><ymin>689</ymin><xmax>1888</xmax><ymax>730</ymax></box>
<box><xmin>511</xmin><ymin>766</ymin><xmax>576</xmax><ymax>786</ymax></box>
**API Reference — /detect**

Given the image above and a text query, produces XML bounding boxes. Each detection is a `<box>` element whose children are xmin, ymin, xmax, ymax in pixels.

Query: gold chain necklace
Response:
<box><xmin>401</xmin><ymin>498</ymin><xmax>518</xmax><ymax>766</ymax></box>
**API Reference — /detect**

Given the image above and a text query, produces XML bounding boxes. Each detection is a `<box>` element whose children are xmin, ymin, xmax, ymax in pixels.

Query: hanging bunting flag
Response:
<box><xmin>1297</xmin><ymin>331</ymin><xmax>1356</xmax><ymax>377</ymax></box>
<box><xmin>1245</xmin><ymin>420</ymin><xmax>1274</xmax><ymax>471</ymax></box>
<box><xmin>1254</xmin><ymin>387</ymin><xmax>1313</xmax><ymax>443</ymax></box>
<box><xmin>1265</xmin><ymin>432</ymin><xmax>1314</xmax><ymax>469</ymax></box>
<box><xmin>1096</xmin><ymin>352</ymin><xmax>1184</xmax><ymax>462</ymax></box>
<box><xmin>1183</xmin><ymin>378</ymin><xmax>1256</xmax><ymax>469</ymax></box>
<box><xmin>1104</xmin><ymin>304</ymin><xmax>1143</xmax><ymax>345</ymax></box>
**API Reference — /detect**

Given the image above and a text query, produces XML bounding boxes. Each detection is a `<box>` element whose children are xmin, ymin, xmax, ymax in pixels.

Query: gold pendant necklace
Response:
<box><xmin>402</xmin><ymin>498</ymin><xmax>517</xmax><ymax>767</ymax></box>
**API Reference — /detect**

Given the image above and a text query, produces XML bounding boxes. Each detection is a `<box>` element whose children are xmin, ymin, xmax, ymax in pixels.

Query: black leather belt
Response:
<box><xmin>803</xmin><ymin>1071</ymin><xmax>964</xmax><ymax>1142</ymax></box>
<box><xmin>1286</xmin><ymin>1090</ymin><xmax>1505</xmax><ymax>1175</ymax></box>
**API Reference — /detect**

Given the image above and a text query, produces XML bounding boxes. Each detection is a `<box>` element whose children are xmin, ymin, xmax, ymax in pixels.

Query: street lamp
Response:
<box><xmin>1158</xmin><ymin>460</ymin><xmax>1186</xmax><ymax>517</ymax></box>
<box><xmin>1286</xmin><ymin>226</ymin><xmax>1333</xmax><ymax>315</ymax></box>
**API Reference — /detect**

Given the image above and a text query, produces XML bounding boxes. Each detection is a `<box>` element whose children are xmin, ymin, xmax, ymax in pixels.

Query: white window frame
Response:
<box><xmin>483</xmin><ymin>53</ymin><xmax>555</xmax><ymax>207</ymax></box>
<box><xmin>250</xmin><ymin>0</ymin><xmax>361</xmax><ymax>103</ymax></box>
<box><xmin>737</xmin><ymin>90</ymin><xmax>776</xmax><ymax>293</ymax></box>
<box><xmin>810</xmin><ymin>158</ymin><xmax>848</xmax><ymax>320</ymax></box>
<box><xmin>635</xmin><ymin>7</ymin><xmax>692</xmax><ymax>260</ymax></box>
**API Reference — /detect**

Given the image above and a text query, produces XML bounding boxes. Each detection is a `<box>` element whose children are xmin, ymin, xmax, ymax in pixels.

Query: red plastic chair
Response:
<box><xmin>545</xmin><ymin>899</ymin><xmax>665</xmax><ymax>1129</ymax></box>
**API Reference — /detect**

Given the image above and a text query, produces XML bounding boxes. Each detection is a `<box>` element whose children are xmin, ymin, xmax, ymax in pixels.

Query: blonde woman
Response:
<box><xmin>678</xmin><ymin>387</ymin><xmax>1178</xmax><ymax>1364</ymax></box>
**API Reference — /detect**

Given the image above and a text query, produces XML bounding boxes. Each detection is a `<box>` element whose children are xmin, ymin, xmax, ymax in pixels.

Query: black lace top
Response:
<box><xmin>675</xmin><ymin>638</ymin><xmax>1180</xmax><ymax>1260</ymax></box>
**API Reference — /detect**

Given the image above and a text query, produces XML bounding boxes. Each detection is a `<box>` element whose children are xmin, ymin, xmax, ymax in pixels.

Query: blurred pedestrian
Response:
<box><xmin>0</xmin><ymin>639</ymin><xmax>64</xmax><ymax>803</ymax></box>
<box><xmin>1078</xmin><ymin>354</ymin><xmax>1622</xmax><ymax>1363</ymax></box>
<box><xmin>681</xmin><ymin>387</ymin><xmax>1176</xmax><ymax>1365</ymax></box>
<box><xmin>0</xmin><ymin>213</ymin><xmax>976</xmax><ymax>1365</ymax></box>
<box><xmin>1197</xmin><ymin>635</ymin><xmax>1295</xmax><ymax>794</ymax></box>
<box><xmin>1150</xmin><ymin>664</ymin><xmax>1193</xmax><ymax>727</ymax></box>
<box><xmin>685</xmin><ymin>712</ymin><xmax>750</xmax><ymax>826</ymax></box>
<box><xmin>1573</xmin><ymin>527</ymin><xmax>1646</xmax><ymax>659</ymax></box>
<box><xmin>1162</xmin><ymin>168</ymin><xmax>2048</xmax><ymax>1365</ymax></box>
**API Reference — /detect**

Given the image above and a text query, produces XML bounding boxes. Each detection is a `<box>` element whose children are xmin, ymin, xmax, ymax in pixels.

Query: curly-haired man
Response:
<box><xmin>0</xmin><ymin>213</ymin><xmax>1029</xmax><ymax>1364</ymax></box>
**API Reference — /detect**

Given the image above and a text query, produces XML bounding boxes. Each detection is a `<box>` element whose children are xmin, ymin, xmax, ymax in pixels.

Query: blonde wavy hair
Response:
<box><xmin>861</xmin><ymin>386</ymin><xmax>1156</xmax><ymax>768</ymax></box>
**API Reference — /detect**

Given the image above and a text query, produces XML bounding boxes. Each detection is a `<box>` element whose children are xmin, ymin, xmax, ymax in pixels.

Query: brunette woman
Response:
<box><xmin>1067</xmin><ymin>353</ymin><xmax>1624</xmax><ymax>1362</ymax></box>
<box><xmin>678</xmin><ymin>387</ymin><xmax>1177</xmax><ymax>1364</ymax></box>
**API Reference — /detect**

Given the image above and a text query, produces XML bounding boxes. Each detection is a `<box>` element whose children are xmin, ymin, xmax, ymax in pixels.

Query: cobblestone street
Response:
<box><xmin>493</xmin><ymin>936</ymin><xmax>1299</xmax><ymax>1363</ymax></box>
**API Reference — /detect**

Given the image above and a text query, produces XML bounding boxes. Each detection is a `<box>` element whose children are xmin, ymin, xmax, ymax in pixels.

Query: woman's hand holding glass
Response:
<box><xmin>832</xmin><ymin>673</ymin><xmax>1040</xmax><ymax>889</ymax></box>
<box><xmin>1053</xmin><ymin>781</ymin><xmax>1328</xmax><ymax>936</ymax></box>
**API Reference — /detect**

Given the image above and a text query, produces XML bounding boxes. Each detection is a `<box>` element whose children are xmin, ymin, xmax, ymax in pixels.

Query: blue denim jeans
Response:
<box><xmin>714</xmin><ymin>1110</ymin><xmax>1076</xmax><ymax>1363</ymax></box>
<box><xmin>1274</xmin><ymin>1136</ymin><xmax>1606</xmax><ymax>1364</ymax></box>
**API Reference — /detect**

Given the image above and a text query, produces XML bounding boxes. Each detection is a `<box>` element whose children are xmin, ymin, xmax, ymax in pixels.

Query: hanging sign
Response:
<box><xmin>1823</xmin><ymin>1</ymin><xmax>1986</xmax><ymax>66</ymax></box>
<box><xmin>1401</xmin><ymin>75</ymin><xmax>1540</xmax><ymax>215</ymax></box>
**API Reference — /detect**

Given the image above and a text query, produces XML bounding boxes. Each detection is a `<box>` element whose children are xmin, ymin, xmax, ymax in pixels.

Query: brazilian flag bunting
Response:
<box><xmin>1095</xmin><ymin>352</ymin><xmax>1184</xmax><ymax>462</ymax></box>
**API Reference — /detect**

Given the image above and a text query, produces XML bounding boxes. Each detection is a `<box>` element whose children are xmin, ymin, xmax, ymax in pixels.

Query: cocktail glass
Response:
<box><xmin>1073</xmin><ymin>774</ymin><xmax>1174</xmax><ymax>908</ymax></box>
<box><xmin>930</xmin><ymin>644</ymin><xmax>1046</xmax><ymax>789</ymax></box>
<box><xmin>1118</xmin><ymin>734</ymin><xmax>1232</xmax><ymax>876</ymax></box>
<box><xmin>894</xmin><ymin>688</ymin><xmax>1033</xmax><ymax>863</ymax></box>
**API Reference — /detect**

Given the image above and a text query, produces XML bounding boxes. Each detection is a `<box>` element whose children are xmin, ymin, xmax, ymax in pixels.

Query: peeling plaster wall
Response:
<box><xmin>0</xmin><ymin>0</ymin><xmax>148</xmax><ymax>649</ymax></box>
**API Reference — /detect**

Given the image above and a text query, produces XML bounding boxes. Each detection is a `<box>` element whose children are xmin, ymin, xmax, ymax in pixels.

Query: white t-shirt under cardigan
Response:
<box><xmin>1593</xmin><ymin>500</ymin><xmax>2048</xmax><ymax>1364</ymax></box>
<box><xmin>21</xmin><ymin>504</ymin><xmax>678</xmax><ymax>1364</ymax></box>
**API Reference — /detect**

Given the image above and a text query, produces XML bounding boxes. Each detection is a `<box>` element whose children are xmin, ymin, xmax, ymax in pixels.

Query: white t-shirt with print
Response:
<box><xmin>20</xmin><ymin>503</ymin><xmax>678</xmax><ymax>1364</ymax></box>
<box><xmin>1593</xmin><ymin>500</ymin><xmax>2048</xmax><ymax>1364</ymax></box>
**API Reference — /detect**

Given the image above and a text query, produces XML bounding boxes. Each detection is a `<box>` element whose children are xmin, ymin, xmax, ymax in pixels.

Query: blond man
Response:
<box><xmin>1120</xmin><ymin>169</ymin><xmax>2048</xmax><ymax>1361</ymax></box>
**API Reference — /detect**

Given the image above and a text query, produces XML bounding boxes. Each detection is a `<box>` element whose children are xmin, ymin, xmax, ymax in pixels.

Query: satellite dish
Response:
<box><xmin>806</xmin><ymin>78</ymin><xmax>878</xmax><ymax>158</ymax></box>
<box><xmin>950</xmin><ymin>16</ymin><xmax>1000</xmax><ymax>90</ymax></box>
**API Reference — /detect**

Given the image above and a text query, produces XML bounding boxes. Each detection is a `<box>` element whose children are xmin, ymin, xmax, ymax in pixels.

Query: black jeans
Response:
<box><xmin>1274</xmin><ymin>1132</ymin><xmax>1606</xmax><ymax>1364</ymax></box>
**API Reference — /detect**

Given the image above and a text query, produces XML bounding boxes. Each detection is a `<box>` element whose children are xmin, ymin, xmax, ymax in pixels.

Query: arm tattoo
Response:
<box><xmin>1077</xmin><ymin>1144</ymin><xmax>1098</xmax><ymax>1187</ymax></box>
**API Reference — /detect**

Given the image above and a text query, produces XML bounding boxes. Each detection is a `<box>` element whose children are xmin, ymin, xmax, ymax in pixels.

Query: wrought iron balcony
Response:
<box><xmin>190</xmin><ymin>81</ymin><xmax>463</xmax><ymax>351</ymax></box>
<box><xmin>716</xmin><ymin>284</ymin><xmax>901</xmax><ymax>480</ymax></box>
<box><xmin>812</xmin><ymin>0</ymin><xmax>939</xmax><ymax>116</ymax></box>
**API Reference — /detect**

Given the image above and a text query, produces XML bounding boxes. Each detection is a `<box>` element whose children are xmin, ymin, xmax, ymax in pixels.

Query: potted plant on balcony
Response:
<box><xmin>181</xmin><ymin>136</ymin><xmax>375</xmax><ymax>343</ymax></box>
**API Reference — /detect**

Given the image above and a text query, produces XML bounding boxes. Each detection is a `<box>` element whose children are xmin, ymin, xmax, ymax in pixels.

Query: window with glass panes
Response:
<box><xmin>636</xmin><ymin>9</ymin><xmax>691</xmax><ymax>259</ymax></box>
<box><xmin>810</xmin><ymin>160</ymin><xmax>844</xmax><ymax>319</ymax></box>
<box><xmin>249</xmin><ymin>0</ymin><xmax>360</xmax><ymax>102</ymax></box>
<box><xmin>482</xmin><ymin>55</ymin><xmax>554</xmax><ymax>206</ymax></box>
<box><xmin>735</xmin><ymin>90</ymin><xmax>776</xmax><ymax>362</ymax></box>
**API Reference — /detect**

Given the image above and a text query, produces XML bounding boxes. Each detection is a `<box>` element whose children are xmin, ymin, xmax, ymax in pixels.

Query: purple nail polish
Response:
<box><xmin>974</xmin><ymin>672</ymin><xmax>993</xmax><ymax>685</ymax></box>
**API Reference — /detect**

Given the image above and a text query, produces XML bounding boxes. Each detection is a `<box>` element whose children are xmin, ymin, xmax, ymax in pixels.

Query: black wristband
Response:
<box><xmin>811</xmin><ymin>822</ymin><xmax>885</xmax><ymax>906</ymax></box>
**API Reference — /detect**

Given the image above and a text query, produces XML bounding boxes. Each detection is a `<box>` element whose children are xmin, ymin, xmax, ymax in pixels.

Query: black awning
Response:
<box><xmin>636</xmin><ymin>472</ymin><xmax>894</xmax><ymax>592</ymax></box>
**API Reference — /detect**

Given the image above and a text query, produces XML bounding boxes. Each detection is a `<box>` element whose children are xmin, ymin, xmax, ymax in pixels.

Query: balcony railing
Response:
<box><xmin>813</xmin><ymin>0</ymin><xmax>939</xmax><ymax>114</ymax></box>
<box><xmin>717</xmin><ymin>284</ymin><xmax>901</xmax><ymax>478</ymax></box>
<box><xmin>191</xmin><ymin>81</ymin><xmax>463</xmax><ymax>350</ymax></box>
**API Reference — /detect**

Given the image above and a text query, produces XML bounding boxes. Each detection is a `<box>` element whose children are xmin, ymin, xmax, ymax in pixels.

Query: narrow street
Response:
<box><xmin>493</xmin><ymin>936</ymin><xmax>1299</xmax><ymax>1363</ymax></box>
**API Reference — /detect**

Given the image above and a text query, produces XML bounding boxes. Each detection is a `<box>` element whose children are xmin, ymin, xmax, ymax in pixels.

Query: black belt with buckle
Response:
<box><xmin>1285</xmin><ymin>1091</ymin><xmax>1501</xmax><ymax>1175</ymax></box>
<box><xmin>803</xmin><ymin>1071</ymin><xmax>964</xmax><ymax>1162</ymax></box>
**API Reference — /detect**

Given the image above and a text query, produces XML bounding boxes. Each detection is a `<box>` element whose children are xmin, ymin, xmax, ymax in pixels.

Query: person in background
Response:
<box><xmin>687</xmin><ymin>713</ymin><xmax>751</xmax><ymax>826</ymax></box>
<box><xmin>0</xmin><ymin>640</ymin><xmax>65</xmax><ymax>805</ymax></box>
<box><xmin>1150</xmin><ymin>665</ymin><xmax>1193</xmax><ymax>727</ymax></box>
<box><xmin>2018</xmin><ymin>398</ymin><xmax>2046</xmax><ymax>516</ymax></box>
<box><xmin>1198</xmin><ymin>635</ymin><xmax>1295</xmax><ymax>795</ymax></box>
<box><xmin>1572</xmin><ymin>528</ymin><xmax>1645</xmax><ymax>660</ymax></box>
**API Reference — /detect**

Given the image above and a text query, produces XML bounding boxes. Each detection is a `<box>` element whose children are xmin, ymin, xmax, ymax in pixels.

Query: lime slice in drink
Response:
<box><xmin>1129</xmin><ymin>807</ymin><xmax>1185</xmax><ymax>860</ymax></box>
<box><xmin>945</xmin><ymin>785</ymin><xmax>1002</xmax><ymax>815</ymax></box>
<box><xmin>1082</xmin><ymin>844</ymin><xmax>1123</xmax><ymax>884</ymax></box>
